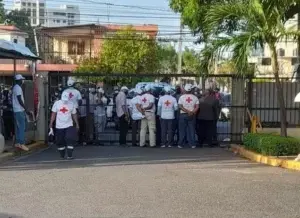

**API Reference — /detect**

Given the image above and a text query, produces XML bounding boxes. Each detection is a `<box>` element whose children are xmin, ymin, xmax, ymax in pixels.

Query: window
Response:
<box><xmin>40</xmin><ymin>19</ymin><xmax>44</xmax><ymax>24</ymax></box>
<box><xmin>53</xmin><ymin>12</ymin><xmax>66</xmax><ymax>16</ymax></box>
<box><xmin>33</xmin><ymin>3</ymin><xmax>36</xmax><ymax>7</ymax></box>
<box><xmin>40</xmin><ymin>9</ymin><xmax>45</xmax><ymax>17</ymax></box>
<box><xmin>68</xmin><ymin>41</ymin><xmax>85</xmax><ymax>55</ymax></box>
<box><xmin>261</xmin><ymin>58</ymin><xmax>271</xmax><ymax>65</ymax></box>
<box><xmin>277</xmin><ymin>48</ymin><xmax>285</xmax><ymax>57</ymax></box>
<box><xmin>13</xmin><ymin>39</ymin><xmax>18</xmax><ymax>44</ymax></box>
<box><xmin>291</xmin><ymin>57</ymin><xmax>298</xmax><ymax>65</ymax></box>
<box><xmin>57</xmin><ymin>20</ymin><xmax>60</xmax><ymax>23</ymax></box>
<box><xmin>22</xmin><ymin>2</ymin><xmax>26</xmax><ymax>6</ymax></box>
<box><xmin>63</xmin><ymin>20</ymin><xmax>66</xmax><ymax>23</ymax></box>
<box><xmin>32</xmin><ymin>9</ymin><xmax>36</xmax><ymax>17</ymax></box>
<box><xmin>293</xmin><ymin>48</ymin><xmax>298</xmax><ymax>57</ymax></box>
<box><xmin>39</xmin><ymin>3</ymin><xmax>44</xmax><ymax>7</ymax></box>
<box><xmin>27</xmin><ymin>3</ymin><xmax>31</xmax><ymax>6</ymax></box>
<box><xmin>32</xmin><ymin>18</ymin><xmax>36</xmax><ymax>25</ymax></box>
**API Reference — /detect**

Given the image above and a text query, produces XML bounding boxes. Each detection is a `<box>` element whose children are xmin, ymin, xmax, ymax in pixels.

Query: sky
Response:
<box><xmin>4</xmin><ymin>0</ymin><xmax>203</xmax><ymax>50</ymax></box>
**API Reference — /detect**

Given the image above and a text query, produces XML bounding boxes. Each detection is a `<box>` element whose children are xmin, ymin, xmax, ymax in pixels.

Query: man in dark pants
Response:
<box><xmin>197</xmin><ymin>89</ymin><xmax>219</xmax><ymax>147</ymax></box>
<box><xmin>173</xmin><ymin>85</ymin><xmax>181</xmax><ymax>145</ymax></box>
<box><xmin>115</xmin><ymin>86</ymin><xmax>129</xmax><ymax>146</ymax></box>
<box><xmin>130</xmin><ymin>88</ymin><xmax>144</xmax><ymax>146</ymax></box>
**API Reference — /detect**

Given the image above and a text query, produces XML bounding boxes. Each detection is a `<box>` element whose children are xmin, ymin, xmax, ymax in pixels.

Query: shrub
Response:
<box><xmin>243</xmin><ymin>133</ymin><xmax>300</xmax><ymax>156</ymax></box>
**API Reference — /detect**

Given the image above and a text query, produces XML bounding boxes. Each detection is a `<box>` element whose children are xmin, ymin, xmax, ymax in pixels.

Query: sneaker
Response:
<box><xmin>161</xmin><ymin>145</ymin><xmax>166</xmax><ymax>148</ymax></box>
<box><xmin>178</xmin><ymin>145</ymin><xmax>183</xmax><ymax>149</ymax></box>
<box><xmin>191</xmin><ymin>146</ymin><xmax>196</xmax><ymax>149</ymax></box>
<box><xmin>67</xmin><ymin>156</ymin><xmax>74</xmax><ymax>160</ymax></box>
<box><xmin>15</xmin><ymin>144</ymin><xmax>29</xmax><ymax>151</ymax></box>
<box><xmin>168</xmin><ymin>145</ymin><xmax>172</xmax><ymax>148</ymax></box>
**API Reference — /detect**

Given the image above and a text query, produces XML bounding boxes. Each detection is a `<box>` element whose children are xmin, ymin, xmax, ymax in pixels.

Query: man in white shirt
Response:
<box><xmin>94</xmin><ymin>88</ymin><xmax>108</xmax><ymax>140</ymax></box>
<box><xmin>61</xmin><ymin>78</ymin><xmax>82</xmax><ymax>109</ymax></box>
<box><xmin>158</xmin><ymin>86</ymin><xmax>178</xmax><ymax>148</ymax></box>
<box><xmin>140</xmin><ymin>84</ymin><xmax>156</xmax><ymax>147</ymax></box>
<box><xmin>12</xmin><ymin>74</ymin><xmax>29</xmax><ymax>151</ymax></box>
<box><xmin>49</xmin><ymin>92</ymin><xmax>79</xmax><ymax>159</ymax></box>
<box><xmin>129</xmin><ymin>88</ymin><xmax>144</xmax><ymax>146</ymax></box>
<box><xmin>115</xmin><ymin>86</ymin><xmax>129</xmax><ymax>146</ymax></box>
<box><xmin>178</xmin><ymin>84</ymin><xmax>199</xmax><ymax>149</ymax></box>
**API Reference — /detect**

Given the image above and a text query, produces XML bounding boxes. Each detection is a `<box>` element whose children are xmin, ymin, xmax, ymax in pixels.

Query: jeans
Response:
<box><xmin>160</xmin><ymin>119</ymin><xmax>174</xmax><ymax>146</ymax></box>
<box><xmin>140</xmin><ymin>112</ymin><xmax>156</xmax><ymax>147</ymax></box>
<box><xmin>14</xmin><ymin>111</ymin><xmax>26</xmax><ymax>145</ymax></box>
<box><xmin>178</xmin><ymin>113</ymin><xmax>196</xmax><ymax>147</ymax></box>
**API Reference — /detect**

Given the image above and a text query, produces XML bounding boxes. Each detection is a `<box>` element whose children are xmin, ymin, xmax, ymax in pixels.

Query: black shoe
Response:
<box><xmin>67</xmin><ymin>156</ymin><xmax>74</xmax><ymax>160</ymax></box>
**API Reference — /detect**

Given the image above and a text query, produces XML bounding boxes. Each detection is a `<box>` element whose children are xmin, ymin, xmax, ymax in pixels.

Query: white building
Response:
<box><xmin>45</xmin><ymin>5</ymin><xmax>80</xmax><ymax>27</ymax></box>
<box><xmin>0</xmin><ymin>24</ymin><xmax>28</xmax><ymax>46</ymax></box>
<box><xmin>13</xmin><ymin>0</ymin><xmax>45</xmax><ymax>27</ymax></box>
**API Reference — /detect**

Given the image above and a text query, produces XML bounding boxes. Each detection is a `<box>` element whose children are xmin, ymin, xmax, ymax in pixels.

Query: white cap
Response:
<box><xmin>121</xmin><ymin>86</ymin><xmax>128</xmax><ymax>91</ymax></box>
<box><xmin>135</xmin><ymin>88</ymin><xmax>143</xmax><ymax>95</ymax></box>
<box><xmin>184</xmin><ymin>84</ymin><xmax>193</xmax><ymax>92</ymax></box>
<box><xmin>15</xmin><ymin>74</ymin><xmax>25</xmax><ymax>80</ymax></box>
<box><xmin>98</xmin><ymin>88</ymin><xmax>104</xmax><ymax>94</ymax></box>
<box><xmin>164</xmin><ymin>86</ymin><xmax>171</xmax><ymax>93</ymax></box>
<box><xmin>67</xmin><ymin>78</ymin><xmax>75</xmax><ymax>86</ymax></box>
<box><xmin>61</xmin><ymin>92</ymin><xmax>69</xmax><ymax>101</ymax></box>
<box><xmin>144</xmin><ymin>84</ymin><xmax>152</xmax><ymax>92</ymax></box>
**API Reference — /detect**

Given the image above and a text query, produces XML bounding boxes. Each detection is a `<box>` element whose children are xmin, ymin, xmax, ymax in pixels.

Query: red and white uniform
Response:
<box><xmin>158</xmin><ymin>95</ymin><xmax>178</xmax><ymax>119</ymax></box>
<box><xmin>140</xmin><ymin>93</ymin><xmax>156</xmax><ymax>113</ymax></box>
<box><xmin>51</xmin><ymin>100</ymin><xmax>77</xmax><ymax>129</ymax></box>
<box><xmin>62</xmin><ymin>87</ymin><xmax>82</xmax><ymax>108</ymax></box>
<box><xmin>178</xmin><ymin>94</ymin><xmax>199</xmax><ymax>113</ymax></box>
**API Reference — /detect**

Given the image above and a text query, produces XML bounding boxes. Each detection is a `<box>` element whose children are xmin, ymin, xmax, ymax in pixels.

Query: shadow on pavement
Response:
<box><xmin>0</xmin><ymin>146</ymin><xmax>259</xmax><ymax>171</ymax></box>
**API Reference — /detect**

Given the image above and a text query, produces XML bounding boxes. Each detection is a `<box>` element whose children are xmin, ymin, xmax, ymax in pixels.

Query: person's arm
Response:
<box><xmin>157</xmin><ymin>98</ymin><xmax>162</xmax><ymax>117</ymax></box>
<box><xmin>192</xmin><ymin>98</ymin><xmax>200</xmax><ymax>114</ymax></box>
<box><xmin>77</xmin><ymin>90</ymin><xmax>82</xmax><ymax>106</ymax></box>
<box><xmin>71</xmin><ymin>106</ymin><xmax>79</xmax><ymax>129</ymax></box>
<box><xmin>49</xmin><ymin>102</ymin><xmax>58</xmax><ymax>129</ymax></box>
<box><xmin>15</xmin><ymin>86</ymin><xmax>28</xmax><ymax>113</ymax></box>
<box><xmin>173</xmin><ymin>99</ymin><xmax>178</xmax><ymax>111</ymax></box>
<box><xmin>17</xmin><ymin>95</ymin><xmax>28</xmax><ymax>112</ymax></box>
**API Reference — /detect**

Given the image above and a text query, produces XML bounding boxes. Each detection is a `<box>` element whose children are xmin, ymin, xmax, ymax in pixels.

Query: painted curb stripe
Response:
<box><xmin>231</xmin><ymin>145</ymin><xmax>300</xmax><ymax>171</ymax></box>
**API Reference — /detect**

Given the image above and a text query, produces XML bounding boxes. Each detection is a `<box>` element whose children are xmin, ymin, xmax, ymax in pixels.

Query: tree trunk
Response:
<box><xmin>270</xmin><ymin>43</ymin><xmax>288</xmax><ymax>137</ymax></box>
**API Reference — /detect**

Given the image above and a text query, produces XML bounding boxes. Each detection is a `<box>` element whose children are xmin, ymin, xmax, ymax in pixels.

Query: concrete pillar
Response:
<box><xmin>35</xmin><ymin>71</ymin><xmax>48</xmax><ymax>141</ymax></box>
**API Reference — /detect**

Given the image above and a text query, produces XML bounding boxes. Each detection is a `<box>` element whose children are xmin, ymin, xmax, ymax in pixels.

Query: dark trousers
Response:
<box><xmin>156</xmin><ymin>115</ymin><xmax>161</xmax><ymax>146</ymax></box>
<box><xmin>172</xmin><ymin>113</ymin><xmax>180</xmax><ymax>144</ymax></box>
<box><xmin>197</xmin><ymin>119</ymin><xmax>214</xmax><ymax>146</ymax></box>
<box><xmin>212</xmin><ymin>120</ymin><xmax>218</xmax><ymax>145</ymax></box>
<box><xmin>178</xmin><ymin>114</ymin><xmax>196</xmax><ymax>147</ymax></box>
<box><xmin>131</xmin><ymin>119</ymin><xmax>140</xmax><ymax>146</ymax></box>
<box><xmin>79</xmin><ymin>116</ymin><xmax>87</xmax><ymax>143</ymax></box>
<box><xmin>160</xmin><ymin>119</ymin><xmax>174</xmax><ymax>146</ymax></box>
<box><xmin>56</xmin><ymin>127</ymin><xmax>78</xmax><ymax>158</ymax></box>
<box><xmin>119</xmin><ymin>115</ymin><xmax>129</xmax><ymax>145</ymax></box>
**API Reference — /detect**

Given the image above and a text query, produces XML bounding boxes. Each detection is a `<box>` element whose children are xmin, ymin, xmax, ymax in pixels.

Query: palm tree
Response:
<box><xmin>200</xmin><ymin>0</ymin><xmax>300</xmax><ymax>137</ymax></box>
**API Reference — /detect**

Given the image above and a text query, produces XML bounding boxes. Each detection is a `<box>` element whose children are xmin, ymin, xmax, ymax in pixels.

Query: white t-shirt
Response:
<box><xmin>178</xmin><ymin>94</ymin><xmax>199</xmax><ymax>114</ymax></box>
<box><xmin>95</xmin><ymin>97</ymin><xmax>108</xmax><ymax>116</ymax></box>
<box><xmin>62</xmin><ymin>87</ymin><xmax>82</xmax><ymax>108</ymax></box>
<box><xmin>130</xmin><ymin>96</ymin><xmax>144</xmax><ymax>120</ymax></box>
<box><xmin>158</xmin><ymin>95</ymin><xmax>178</xmax><ymax>119</ymax></box>
<box><xmin>140</xmin><ymin>93</ymin><xmax>156</xmax><ymax>113</ymax></box>
<box><xmin>12</xmin><ymin>84</ymin><xmax>25</xmax><ymax>112</ymax></box>
<box><xmin>116</xmin><ymin>91</ymin><xmax>127</xmax><ymax>117</ymax></box>
<box><xmin>52</xmin><ymin>100</ymin><xmax>76</xmax><ymax>129</ymax></box>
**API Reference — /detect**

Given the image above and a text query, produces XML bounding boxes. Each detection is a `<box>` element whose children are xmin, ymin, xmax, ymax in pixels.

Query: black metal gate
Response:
<box><xmin>47</xmin><ymin>72</ymin><xmax>250</xmax><ymax>145</ymax></box>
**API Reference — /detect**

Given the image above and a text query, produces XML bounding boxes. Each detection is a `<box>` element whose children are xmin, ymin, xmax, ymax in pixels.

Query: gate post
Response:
<box><xmin>35</xmin><ymin>71</ymin><xmax>48</xmax><ymax>141</ymax></box>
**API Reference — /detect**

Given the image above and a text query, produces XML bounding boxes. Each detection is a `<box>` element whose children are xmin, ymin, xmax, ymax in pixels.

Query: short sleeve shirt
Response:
<box><xmin>178</xmin><ymin>94</ymin><xmax>199</xmax><ymax>113</ymax></box>
<box><xmin>116</xmin><ymin>91</ymin><xmax>127</xmax><ymax>117</ymax></box>
<box><xmin>12</xmin><ymin>84</ymin><xmax>25</xmax><ymax>112</ymax></box>
<box><xmin>62</xmin><ymin>87</ymin><xmax>82</xmax><ymax>108</ymax></box>
<box><xmin>52</xmin><ymin>100</ymin><xmax>76</xmax><ymax>129</ymax></box>
<box><xmin>140</xmin><ymin>93</ymin><xmax>156</xmax><ymax>113</ymax></box>
<box><xmin>130</xmin><ymin>96</ymin><xmax>144</xmax><ymax>120</ymax></box>
<box><xmin>158</xmin><ymin>95</ymin><xmax>178</xmax><ymax>119</ymax></box>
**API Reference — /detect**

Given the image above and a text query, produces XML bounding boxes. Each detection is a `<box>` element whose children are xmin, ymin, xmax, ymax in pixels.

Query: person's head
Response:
<box><xmin>98</xmin><ymin>87</ymin><xmax>104</xmax><ymax>96</ymax></box>
<box><xmin>184</xmin><ymin>84</ymin><xmax>193</xmax><ymax>94</ymax></box>
<box><xmin>67</xmin><ymin>78</ymin><xmax>75</xmax><ymax>87</ymax></box>
<box><xmin>89</xmin><ymin>87</ymin><xmax>96</xmax><ymax>94</ymax></box>
<box><xmin>164</xmin><ymin>86</ymin><xmax>171</xmax><ymax>95</ymax></box>
<box><xmin>61</xmin><ymin>92</ymin><xmax>69</xmax><ymax>104</ymax></box>
<box><xmin>175</xmin><ymin>85</ymin><xmax>181</xmax><ymax>94</ymax></box>
<box><xmin>14</xmin><ymin>74</ymin><xmax>25</xmax><ymax>85</ymax></box>
<box><xmin>203</xmin><ymin>89</ymin><xmax>214</xmax><ymax>97</ymax></box>
<box><xmin>120</xmin><ymin>86</ymin><xmax>129</xmax><ymax>95</ymax></box>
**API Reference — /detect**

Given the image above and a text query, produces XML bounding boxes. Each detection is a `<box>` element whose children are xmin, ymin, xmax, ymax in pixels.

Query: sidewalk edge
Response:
<box><xmin>230</xmin><ymin>145</ymin><xmax>300</xmax><ymax>171</ymax></box>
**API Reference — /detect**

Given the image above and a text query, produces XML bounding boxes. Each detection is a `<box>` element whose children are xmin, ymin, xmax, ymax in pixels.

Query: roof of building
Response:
<box><xmin>0</xmin><ymin>24</ymin><xmax>28</xmax><ymax>37</ymax></box>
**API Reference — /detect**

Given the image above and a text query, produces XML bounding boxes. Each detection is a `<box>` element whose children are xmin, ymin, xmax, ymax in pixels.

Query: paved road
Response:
<box><xmin>0</xmin><ymin>146</ymin><xmax>299</xmax><ymax>218</ymax></box>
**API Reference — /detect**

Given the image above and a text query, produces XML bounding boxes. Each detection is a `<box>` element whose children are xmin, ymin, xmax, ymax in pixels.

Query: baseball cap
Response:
<box><xmin>121</xmin><ymin>86</ymin><xmax>128</xmax><ymax>91</ymax></box>
<box><xmin>67</xmin><ymin>78</ymin><xmax>75</xmax><ymax>86</ymax></box>
<box><xmin>61</xmin><ymin>92</ymin><xmax>69</xmax><ymax>101</ymax></box>
<box><xmin>184</xmin><ymin>84</ymin><xmax>193</xmax><ymax>92</ymax></box>
<box><xmin>15</xmin><ymin>74</ymin><xmax>25</xmax><ymax>80</ymax></box>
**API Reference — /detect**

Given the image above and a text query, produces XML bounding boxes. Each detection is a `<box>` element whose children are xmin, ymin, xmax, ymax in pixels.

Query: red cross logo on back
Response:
<box><xmin>69</xmin><ymin>92</ymin><xmax>74</xmax><ymax>99</ymax></box>
<box><xmin>186</xmin><ymin>97</ymin><xmax>192</xmax><ymax>103</ymax></box>
<box><xmin>60</xmin><ymin>107</ymin><xmax>69</xmax><ymax>114</ymax></box>
<box><xmin>164</xmin><ymin>100</ymin><xmax>171</xmax><ymax>107</ymax></box>
<box><xmin>142</xmin><ymin>97</ymin><xmax>147</xmax><ymax>103</ymax></box>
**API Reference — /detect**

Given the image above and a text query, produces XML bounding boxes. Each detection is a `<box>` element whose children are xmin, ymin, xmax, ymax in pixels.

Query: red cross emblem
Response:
<box><xmin>186</xmin><ymin>97</ymin><xmax>192</xmax><ymax>103</ymax></box>
<box><xmin>69</xmin><ymin>92</ymin><xmax>74</xmax><ymax>99</ymax></box>
<box><xmin>164</xmin><ymin>100</ymin><xmax>171</xmax><ymax>107</ymax></box>
<box><xmin>60</xmin><ymin>107</ymin><xmax>69</xmax><ymax>114</ymax></box>
<box><xmin>142</xmin><ymin>97</ymin><xmax>147</xmax><ymax>103</ymax></box>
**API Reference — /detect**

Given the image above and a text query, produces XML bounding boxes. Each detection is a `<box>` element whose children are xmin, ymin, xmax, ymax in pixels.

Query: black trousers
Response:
<box><xmin>197</xmin><ymin>119</ymin><xmax>215</xmax><ymax>146</ymax></box>
<box><xmin>160</xmin><ymin>119</ymin><xmax>174</xmax><ymax>146</ymax></box>
<box><xmin>56</xmin><ymin>127</ymin><xmax>78</xmax><ymax>158</ymax></box>
<box><xmin>79</xmin><ymin>116</ymin><xmax>87</xmax><ymax>143</ymax></box>
<box><xmin>131</xmin><ymin>120</ymin><xmax>140</xmax><ymax>146</ymax></box>
<box><xmin>119</xmin><ymin>115</ymin><xmax>129</xmax><ymax>145</ymax></box>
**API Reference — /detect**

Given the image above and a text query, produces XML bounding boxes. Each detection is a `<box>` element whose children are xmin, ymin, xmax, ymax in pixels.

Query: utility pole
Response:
<box><xmin>177</xmin><ymin>18</ymin><xmax>183</xmax><ymax>84</ymax></box>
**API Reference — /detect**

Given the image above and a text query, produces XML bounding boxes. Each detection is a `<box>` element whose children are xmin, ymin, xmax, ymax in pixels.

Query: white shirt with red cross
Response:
<box><xmin>158</xmin><ymin>95</ymin><xmax>178</xmax><ymax>119</ymax></box>
<box><xmin>62</xmin><ymin>87</ymin><xmax>82</xmax><ymax>108</ymax></box>
<box><xmin>178</xmin><ymin>94</ymin><xmax>199</xmax><ymax>114</ymax></box>
<box><xmin>52</xmin><ymin>100</ymin><xmax>77</xmax><ymax>129</ymax></box>
<box><xmin>140</xmin><ymin>93</ymin><xmax>156</xmax><ymax>113</ymax></box>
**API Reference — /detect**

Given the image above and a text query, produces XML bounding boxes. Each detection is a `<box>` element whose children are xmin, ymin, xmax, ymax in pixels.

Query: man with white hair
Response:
<box><xmin>140</xmin><ymin>84</ymin><xmax>156</xmax><ymax>147</ymax></box>
<box><xmin>177</xmin><ymin>84</ymin><xmax>199</xmax><ymax>149</ymax></box>
<box><xmin>158</xmin><ymin>86</ymin><xmax>178</xmax><ymax>148</ymax></box>
<box><xmin>94</xmin><ymin>87</ymin><xmax>108</xmax><ymax>140</ymax></box>
<box><xmin>129</xmin><ymin>88</ymin><xmax>144</xmax><ymax>146</ymax></box>
<box><xmin>115</xmin><ymin>86</ymin><xmax>129</xmax><ymax>146</ymax></box>
<box><xmin>61</xmin><ymin>77</ymin><xmax>82</xmax><ymax>109</ymax></box>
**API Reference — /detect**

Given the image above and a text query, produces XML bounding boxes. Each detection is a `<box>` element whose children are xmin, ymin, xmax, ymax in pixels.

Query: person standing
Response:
<box><xmin>178</xmin><ymin>84</ymin><xmax>199</xmax><ymax>149</ymax></box>
<box><xmin>157</xmin><ymin>86</ymin><xmax>178</xmax><ymax>148</ymax></box>
<box><xmin>173</xmin><ymin>85</ymin><xmax>182</xmax><ymax>145</ymax></box>
<box><xmin>49</xmin><ymin>92</ymin><xmax>79</xmax><ymax>159</ymax></box>
<box><xmin>94</xmin><ymin>88</ymin><xmax>108</xmax><ymax>141</ymax></box>
<box><xmin>78</xmin><ymin>90</ymin><xmax>87</xmax><ymax>145</ymax></box>
<box><xmin>62</xmin><ymin>78</ymin><xmax>82</xmax><ymax>109</ymax></box>
<box><xmin>129</xmin><ymin>88</ymin><xmax>144</xmax><ymax>146</ymax></box>
<box><xmin>197</xmin><ymin>89</ymin><xmax>219</xmax><ymax>147</ymax></box>
<box><xmin>140</xmin><ymin>85</ymin><xmax>156</xmax><ymax>147</ymax></box>
<box><xmin>88</xmin><ymin>87</ymin><xmax>97</xmax><ymax>143</ymax></box>
<box><xmin>12</xmin><ymin>74</ymin><xmax>29</xmax><ymax>151</ymax></box>
<box><xmin>115</xmin><ymin>86</ymin><xmax>129</xmax><ymax>146</ymax></box>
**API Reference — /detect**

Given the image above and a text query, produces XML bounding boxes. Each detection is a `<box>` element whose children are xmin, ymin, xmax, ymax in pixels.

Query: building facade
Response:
<box><xmin>45</xmin><ymin>5</ymin><xmax>80</xmax><ymax>27</ymax></box>
<box><xmin>0</xmin><ymin>24</ymin><xmax>28</xmax><ymax>46</ymax></box>
<box><xmin>13</xmin><ymin>0</ymin><xmax>45</xmax><ymax>26</ymax></box>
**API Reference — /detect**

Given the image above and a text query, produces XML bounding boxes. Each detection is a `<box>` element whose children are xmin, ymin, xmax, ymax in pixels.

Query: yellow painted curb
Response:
<box><xmin>230</xmin><ymin>145</ymin><xmax>300</xmax><ymax>171</ymax></box>
<box><xmin>0</xmin><ymin>141</ymin><xmax>47</xmax><ymax>164</ymax></box>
